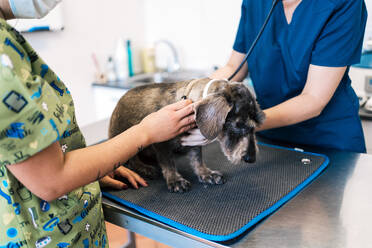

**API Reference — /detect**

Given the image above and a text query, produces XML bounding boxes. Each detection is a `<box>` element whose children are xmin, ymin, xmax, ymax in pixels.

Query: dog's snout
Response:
<box><xmin>243</xmin><ymin>154</ymin><xmax>256</xmax><ymax>163</ymax></box>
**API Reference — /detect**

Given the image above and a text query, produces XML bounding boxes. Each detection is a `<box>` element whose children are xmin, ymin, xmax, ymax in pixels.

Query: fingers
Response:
<box><xmin>166</xmin><ymin>99</ymin><xmax>193</xmax><ymax>111</ymax></box>
<box><xmin>126</xmin><ymin>168</ymin><xmax>148</xmax><ymax>187</ymax></box>
<box><xmin>116</xmin><ymin>167</ymin><xmax>148</xmax><ymax>189</ymax></box>
<box><xmin>99</xmin><ymin>176</ymin><xmax>128</xmax><ymax>190</ymax></box>
<box><xmin>178</xmin><ymin>123</ymin><xmax>197</xmax><ymax>134</ymax></box>
<box><xmin>175</xmin><ymin>103</ymin><xmax>195</xmax><ymax>119</ymax></box>
<box><xmin>178</xmin><ymin>114</ymin><xmax>196</xmax><ymax>128</ymax></box>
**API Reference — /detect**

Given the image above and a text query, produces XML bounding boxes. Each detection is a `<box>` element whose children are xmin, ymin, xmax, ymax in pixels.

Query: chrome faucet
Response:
<box><xmin>154</xmin><ymin>40</ymin><xmax>181</xmax><ymax>73</ymax></box>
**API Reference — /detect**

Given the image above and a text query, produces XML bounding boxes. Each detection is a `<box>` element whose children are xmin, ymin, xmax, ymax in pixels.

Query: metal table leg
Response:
<box><xmin>121</xmin><ymin>231</ymin><xmax>136</xmax><ymax>248</ymax></box>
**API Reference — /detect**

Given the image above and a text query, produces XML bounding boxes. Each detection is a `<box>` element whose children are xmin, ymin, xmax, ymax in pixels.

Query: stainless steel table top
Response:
<box><xmin>231</xmin><ymin>146</ymin><xmax>372</xmax><ymax>248</ymax></box>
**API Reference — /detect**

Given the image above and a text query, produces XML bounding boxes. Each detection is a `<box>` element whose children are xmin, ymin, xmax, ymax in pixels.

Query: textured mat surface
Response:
<box><xmin>103</xmin><ymin>143</ymin><xmax>329</xmax><ymax>241</ymax></box>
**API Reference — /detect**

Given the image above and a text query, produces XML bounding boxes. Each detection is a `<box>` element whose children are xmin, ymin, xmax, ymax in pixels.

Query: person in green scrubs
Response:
<box><xmin>0</xmin><ymin>1</ymin><xmax>195</xmax><ymax>247</ymax></box>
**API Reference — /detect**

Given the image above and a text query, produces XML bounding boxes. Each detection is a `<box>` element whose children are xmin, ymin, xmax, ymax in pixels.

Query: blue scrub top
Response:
<box><xmin>234</xmin><ymin>0</ymin><xmax>367</xmax><ymax>153</ymax></box>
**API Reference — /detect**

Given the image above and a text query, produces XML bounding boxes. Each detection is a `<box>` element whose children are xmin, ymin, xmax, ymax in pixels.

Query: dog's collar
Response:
<box><xmin>181</xmin><ymin>78</ymin><xmax>228</xmax><ymax>100</ymax></box>
<box><xmin>181</xmin><ymin>79</ymin><xmax>200</xmax><ymax>100</ymax></box>
<box><xmin>202</xmin><ymin>79</ymin><xmax>228</xmax><ymax>99</ymax></box>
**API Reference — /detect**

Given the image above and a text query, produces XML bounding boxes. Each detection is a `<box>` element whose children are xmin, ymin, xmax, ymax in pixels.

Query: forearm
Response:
<box><xmin>211</xmin><ymin>63</ymin><xmax>248</xmax><ymax>82</ymax></box>
<box><xmin>257</xmin><ymin>93</ymin><xmax>323</xmax><ymax>132</ymax></box>
<box><xmin>257</xmin><ymin>65</ymin><xmax>346</xmax><ymax>132</ymax></box>
<box><xmin>8</xmin><ymin>124</ymin><xmax>150</xmax><ymax>201</ymax></box>
<box><xmin>210</xmin><ymin>64</ymin><xmax>235</xmax><ymax>80</ymax></box>
<box><xmin>54</xmin><ymin>124</ymin><xmax>150</xmax><ymax>198</ymax></box>
<box><xmin>211</xmin><ymin>50</ymin><xmax>248</xmax><ymax>82</ymax></box>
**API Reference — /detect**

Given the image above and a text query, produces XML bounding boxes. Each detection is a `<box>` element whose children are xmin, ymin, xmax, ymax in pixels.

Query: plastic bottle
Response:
<box><xmin>105</xmin><ymin>56</ymin><xmax>117</xmax><ymax>83</ymax></box>
<box><xmin>127</xmin><ymin>40</ymin><xmax>134</xmax><ymax>77</ymax></box>
<box><xmin>141</xmin><ymin>47</ymin><xmax>156</xmax><ymax>74</ymax></box>
<box><xmin>114</xmin><ymin>37</ymin><xmax>128</xmax><ymax>83</ymax></box>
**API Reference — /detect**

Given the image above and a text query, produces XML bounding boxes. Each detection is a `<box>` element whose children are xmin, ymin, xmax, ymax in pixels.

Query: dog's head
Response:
<box><xmin>194</xmin><ymin>81</ymin><xmax>265</xmax><ymax>164</ymax></box>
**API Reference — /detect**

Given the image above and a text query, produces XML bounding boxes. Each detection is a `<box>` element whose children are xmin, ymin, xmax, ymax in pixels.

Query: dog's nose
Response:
<box><xmin>243</xmin><ymin>154</ymin><xmax>256</xmax><ymax>163</ymax></box>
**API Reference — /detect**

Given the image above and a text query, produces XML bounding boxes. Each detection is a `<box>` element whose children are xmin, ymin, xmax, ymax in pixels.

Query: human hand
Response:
<box><xmin>139</xmin><ymin>99</ymin><xmax>196</xmax><ymax>144</ymax></box>
<box><xmin>99</xmin><ymin>166</ymin><xmax>148</xmax><ymax>190</ymax></box>
<box><xmin>181</xmin><ymin>128</ymin><xmax>212</xmax><ymax>146</ymax></box>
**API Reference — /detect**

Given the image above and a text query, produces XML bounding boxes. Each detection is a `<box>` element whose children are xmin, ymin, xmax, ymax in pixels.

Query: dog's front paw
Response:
<box><xmin>198</xmin><ymin>170</ymin><xmax>225</xmax><ymax>185</ymax></box>
<box><xmin>167</xmin><ymin>178</ymin><xmax>191</xmax><ymax>193</ymax></box>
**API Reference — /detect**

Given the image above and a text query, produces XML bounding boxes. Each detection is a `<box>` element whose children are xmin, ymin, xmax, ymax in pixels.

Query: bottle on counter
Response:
<box><xmin>127</xmin><ymin>40</ymin><xmax>134</xmax><ymax>77</ymax></box>
<box><xmin>105</xmin><ymin>56</ymin><xmax>117</xmax><ymax>83</ymax></box>
<box><xmin>141</xmin><ymin>47</ymin><xmax>156</xmax><ymax>74</ymax></box>
<box><xmin>91</xmin><ymin>53</ymin><xmax>107</xmax><ymax>84</ymax></box>
<box><xmin>114</xmin><ymin>37</ymin><xmax>128</xmax><ymax>83</ymax></box>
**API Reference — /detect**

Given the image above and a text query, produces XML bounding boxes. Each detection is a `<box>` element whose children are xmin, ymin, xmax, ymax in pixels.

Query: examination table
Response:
<box><xmin>82</xmin><ymin>119</ymin><xmax>372</xmax><ymax>248</ymax></box>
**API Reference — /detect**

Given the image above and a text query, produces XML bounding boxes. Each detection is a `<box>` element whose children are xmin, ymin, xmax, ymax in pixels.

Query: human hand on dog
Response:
<box><xmin>99</xmin><ymin>166</ymin><xmax>148</xmax><ymax>190</ymax></box>
<box><xmin>180</xmin><ymin>128</ymin><xmax>212</xmax><ymax>146</ymax></box>
<box><xmin>139</xmin><ymin>99</ymin><xmax>196</xmax><ymax>144</ymax></box>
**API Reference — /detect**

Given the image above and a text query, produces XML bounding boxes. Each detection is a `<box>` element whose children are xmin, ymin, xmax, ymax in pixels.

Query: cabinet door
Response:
<box><xmin>92</xmin><ymin>86</ymin><xmax>128</xmax><ymax>120</ymax></box>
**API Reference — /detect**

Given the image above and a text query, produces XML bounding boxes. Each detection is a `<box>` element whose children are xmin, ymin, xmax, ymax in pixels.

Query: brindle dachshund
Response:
<box><xmin>109</xmin><ymin>78</ymin><xmax>265</xmax><ymax>193</ymax></box>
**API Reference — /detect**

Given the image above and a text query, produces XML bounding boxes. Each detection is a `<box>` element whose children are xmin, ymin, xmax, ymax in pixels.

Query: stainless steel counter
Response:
<box><xmin>230</xmin><ymin>145</ymin><xmax>372</xmax><ymax>248</ymax></box>
<box><xmin>362</xmin><ymin>119</ymin><xmax>372</xmax><ymax>153</ymax></box>
<box><xmin>81</xmin><ymin>119</ymin><xmax>372</xmax><ymax>248</ymax></box>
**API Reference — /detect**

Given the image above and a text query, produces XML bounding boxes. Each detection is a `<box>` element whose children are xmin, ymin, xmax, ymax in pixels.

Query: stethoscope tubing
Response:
<box><xmin>228</xmin><ymin>0</ymin><xmax>280</xmax><ymax>81</ymax></box>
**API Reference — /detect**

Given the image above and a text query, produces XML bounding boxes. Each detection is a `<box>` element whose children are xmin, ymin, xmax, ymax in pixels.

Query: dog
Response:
<box><xmin>109</xmin><ymin>78</ymin><xmax>265</xmax><ymax>193</ymax></box>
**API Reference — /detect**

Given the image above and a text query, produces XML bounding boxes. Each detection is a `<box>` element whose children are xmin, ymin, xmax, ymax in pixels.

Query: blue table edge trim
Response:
<box><xmin>102</xmin><ymin>143</ymin><xmax>330</xmax><ymax>242</ymax></box>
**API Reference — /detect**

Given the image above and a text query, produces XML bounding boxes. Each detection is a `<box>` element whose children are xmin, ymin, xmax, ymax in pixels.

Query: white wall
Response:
<box><xmin>21</xmin><ymin>0</ymin><xmax>145</xmax><ymax>126</ymax></box>
<box><xmin>364</xmin><ymin>0</ymin><xmax>372</xmax><ymax>44</ymax></box>
<box><xmin>348</xmin><ymin>0</ymin><xmax>372</xmax><ymax>92</ymax></box>
<box><xmin>144</xmin><ymin>0</ymin><xmax>242</xmax><ymax>70</ymax></box>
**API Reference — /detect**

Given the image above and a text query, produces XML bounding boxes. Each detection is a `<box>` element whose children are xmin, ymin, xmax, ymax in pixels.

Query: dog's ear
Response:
<box><xmin>194</xmin><ymin>94</ymin><xmax>232</xmax><ymax>140</ymax></box>
<box><xmin>253</xmin><ymin>106</ymin><xmax>265</xmax><ymax>126</ymax></box>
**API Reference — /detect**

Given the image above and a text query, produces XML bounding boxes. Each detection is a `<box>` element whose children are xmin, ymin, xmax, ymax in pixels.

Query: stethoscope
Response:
<box><xmin>181</xmin><ymin>0</ymin><xmax>280</xmax><ymax>101</ymax></box>
<box><xmin>228</xmin><ymin>0</ymin><xmax>280</xmax><ymax>81</ymax></box>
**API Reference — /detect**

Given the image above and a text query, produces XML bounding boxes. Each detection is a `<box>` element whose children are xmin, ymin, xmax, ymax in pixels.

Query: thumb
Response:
<box><xmin>167</xmin><ymin>99</ymin><xmax>193</xmax><ymax>111</ymax></box>
<box><xmin>100</xmin><ymin>176</ymin><xmax>128</xmax><ymax>190</ymax></box>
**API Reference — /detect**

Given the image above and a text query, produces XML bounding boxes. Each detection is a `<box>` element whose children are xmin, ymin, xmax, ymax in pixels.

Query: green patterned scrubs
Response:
<box><xmin>0</xmin><ymin>19</ymin><xmax>108</xmax><ymax>247</ymax></box>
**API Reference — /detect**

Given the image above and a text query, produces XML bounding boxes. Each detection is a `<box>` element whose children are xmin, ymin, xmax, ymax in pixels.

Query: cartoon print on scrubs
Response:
<box><xmin>0</xmin><ymin>19</ymin><xmax>108</xmax><ymax>247</ymax></box>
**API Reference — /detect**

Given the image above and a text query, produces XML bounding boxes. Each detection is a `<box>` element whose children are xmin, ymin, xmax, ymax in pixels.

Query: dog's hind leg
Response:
<box><xmin>153</xmin><ymin>143</ymin><xmax>191</xmax><ymax>193</ymax></box>
<box><xmin>188</xmin><ymin>147</ymin><xmax>225</xmax><ymax>185</ymax></box>
<box><xmin>127</xmin><ymin>155</ymin><xmax>161</xmax><ymax>179</ymax></box>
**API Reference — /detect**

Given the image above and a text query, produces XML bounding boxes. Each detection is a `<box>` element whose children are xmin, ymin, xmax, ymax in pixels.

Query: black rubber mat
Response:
<box><xmin>103</xmin><ymin>143</ymin><xmax>329</xmax><ymax>241</ymax></box>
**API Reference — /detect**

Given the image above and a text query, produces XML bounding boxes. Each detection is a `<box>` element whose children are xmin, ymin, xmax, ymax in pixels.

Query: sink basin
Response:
<box><xmin>126</xmin><ymin>69</ymin><xmax>210</xmax><ymax>86</ymax></box>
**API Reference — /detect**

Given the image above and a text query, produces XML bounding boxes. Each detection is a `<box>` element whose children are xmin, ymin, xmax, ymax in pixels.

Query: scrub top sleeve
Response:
<box><xmin>233</xmin><ymin>1</ymin><xmax>249</xmax><ymax>53</ymax></box>
<box><xmin>311</xmin><ymin>0</ymin><xmax>367</xmax><ymax>67</ymax></box>
<box><xmin>0</xmin><ymin>65</ymin><xmax>69</xmax><ymax>165</ymax></box>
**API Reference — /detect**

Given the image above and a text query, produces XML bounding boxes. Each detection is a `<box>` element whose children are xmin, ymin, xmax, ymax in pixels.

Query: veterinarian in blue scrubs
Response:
<box><xmin>213</xmin><ymin>0</ymin><xmax>367</xmax><ymax>152</ymax></box>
